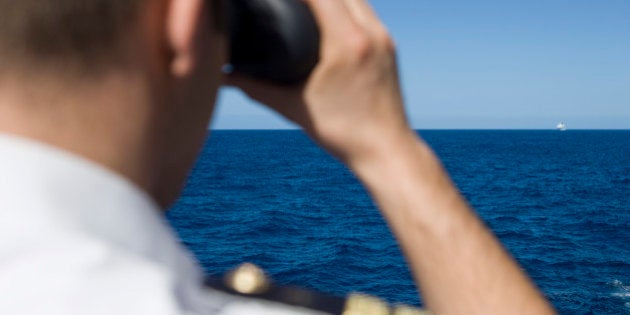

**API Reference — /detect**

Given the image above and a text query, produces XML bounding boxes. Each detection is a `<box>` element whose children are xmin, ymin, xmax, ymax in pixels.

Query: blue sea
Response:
<box><xmin>168</xmin><ymin>130</ymin><xmax>630</xmax><ymax>314</ymax></box>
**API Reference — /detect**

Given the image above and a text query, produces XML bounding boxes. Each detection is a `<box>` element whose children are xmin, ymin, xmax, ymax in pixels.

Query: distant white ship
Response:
<box><xmin>556</xmin><ymin>122</ymin><xmax>567</xmax><ymax>131</ymax></box>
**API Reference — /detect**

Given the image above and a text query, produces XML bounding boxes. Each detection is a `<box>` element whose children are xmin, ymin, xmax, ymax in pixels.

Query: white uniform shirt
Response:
<box><xmin>0</xmin><ymin>134</ymin><xmax>325</xmax><ymax>315</ymax></box>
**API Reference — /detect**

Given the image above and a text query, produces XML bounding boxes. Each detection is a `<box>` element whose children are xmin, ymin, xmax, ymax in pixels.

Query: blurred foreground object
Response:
<box><xmin>205</xmin><ymin>263</ymin><xmax>431</xmax><ymax>315</ymax></box>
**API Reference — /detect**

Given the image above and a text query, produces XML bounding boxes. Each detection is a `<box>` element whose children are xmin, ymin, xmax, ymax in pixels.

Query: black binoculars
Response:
<box><xmin>225</xmin><ymin>0</ymin><xmax>320</xmax><ymax>85</ymax></box>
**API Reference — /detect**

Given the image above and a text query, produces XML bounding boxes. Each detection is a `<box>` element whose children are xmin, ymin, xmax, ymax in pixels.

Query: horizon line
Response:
<box><xmin>210</xmin><ymin>128</ymin><xmax>630</xmax><ymax>131</ymax></box>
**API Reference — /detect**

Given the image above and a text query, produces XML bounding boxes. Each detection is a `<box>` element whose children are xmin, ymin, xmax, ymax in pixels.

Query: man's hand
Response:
<box><xmin>225</xmin><ymin>0</ymin><xmax>414</xmax><ymax>168</ymax></box>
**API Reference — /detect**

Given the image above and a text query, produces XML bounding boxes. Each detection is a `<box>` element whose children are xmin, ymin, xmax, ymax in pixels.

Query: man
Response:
<box><xmin>0</xmin><ymin>0</ymin><xmax>555</xmax><ymax>314</ymax></box>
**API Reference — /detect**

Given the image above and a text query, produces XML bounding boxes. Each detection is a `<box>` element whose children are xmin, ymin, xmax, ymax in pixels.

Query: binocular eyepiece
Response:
<box><xmin>225</xmin><ymin>0</ymin><xmax>321</xmax><ymax>85</ymax></box>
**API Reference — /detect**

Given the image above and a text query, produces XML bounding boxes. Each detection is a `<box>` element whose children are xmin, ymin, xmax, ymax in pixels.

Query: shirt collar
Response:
<box><xmin>0</xmin><ymin>133</ymin><xmax>203</xmax><ymax>284</ymax></box>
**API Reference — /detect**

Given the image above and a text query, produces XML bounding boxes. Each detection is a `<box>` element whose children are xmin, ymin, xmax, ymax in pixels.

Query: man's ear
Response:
<box><xmin>165</xmin><ymin>0</ymin><xmax>205</xmax><ymax>77</ymax></box>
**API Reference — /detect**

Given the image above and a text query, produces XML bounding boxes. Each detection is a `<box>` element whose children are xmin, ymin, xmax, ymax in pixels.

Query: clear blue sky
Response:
<box><xmin>213</xmin><ymin>0</ymin><xmax>630</xmax><ymax>129</ymax></box>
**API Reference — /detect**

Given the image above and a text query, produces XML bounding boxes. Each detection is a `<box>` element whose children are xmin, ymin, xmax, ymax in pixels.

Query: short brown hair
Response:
<box><xmin>0</xmin><ymin>0</ymin><xmax>141</xmax><ymax>67</ymax></box>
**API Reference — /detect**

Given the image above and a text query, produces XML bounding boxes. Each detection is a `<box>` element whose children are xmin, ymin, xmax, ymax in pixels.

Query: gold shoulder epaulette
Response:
<box><xmin>204</xmin><ymin>263</ymin><xmax>432</xmax><ymax>315</ymax></box>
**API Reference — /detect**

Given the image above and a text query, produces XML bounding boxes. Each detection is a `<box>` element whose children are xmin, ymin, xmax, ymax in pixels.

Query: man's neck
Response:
<box><xmin>0</xmin><ymin>69</ymin><xmax>162</xmax><ymax>200</ymax></box>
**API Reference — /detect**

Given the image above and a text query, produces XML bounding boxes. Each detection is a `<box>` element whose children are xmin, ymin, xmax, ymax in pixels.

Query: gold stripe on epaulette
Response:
<box><xmin>343</xmin><ymin>293</ymin><xmax>389</xmax><ymax>315</ymax></box>
<box><xmin>393</xmin><ymin>304</ymin><xmax>433</xmax><ymax>315</ymax></box>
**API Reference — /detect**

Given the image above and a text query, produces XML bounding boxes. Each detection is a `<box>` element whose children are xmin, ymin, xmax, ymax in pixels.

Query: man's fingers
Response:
<box><xmin>343</xmin><ymin>0</ymin><xmax>394</xmax><ymax>49</ymax></box>
<box><xmin>303</xmin><ymin>0</ymin><xmax>386</xmax><ymax>38</ymax></box>
<box><xmin>342</xmin><ymin>0</ymin><xmax>381</xmax><ymax>29</ymax></box>
<box><xmin>303</xmin><ymin>0</ymin><xmax>393</xmax><ymax>62</ymax></box>
<box><xmin>302</xmin><ymin>0</ymin><xmax>358</xmax><ymax>41</ymax></box>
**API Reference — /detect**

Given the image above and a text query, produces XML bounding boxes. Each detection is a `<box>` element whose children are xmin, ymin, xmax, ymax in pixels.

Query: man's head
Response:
<box><xmin>0</xmin><ymin>0</ymin><xmax>227</xmax><ymax>207</ymax></box>
<box><xmin>0</xmin><ymin>1</ymin><xmax>140</xmax><ymax>69</ymax></box>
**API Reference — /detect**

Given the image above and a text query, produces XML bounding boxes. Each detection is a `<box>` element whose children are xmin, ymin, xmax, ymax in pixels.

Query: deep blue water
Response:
<box><xmin>168</xmin><ymin>130</ymin><xmax>630</xmax><ymax>314</ymax></box>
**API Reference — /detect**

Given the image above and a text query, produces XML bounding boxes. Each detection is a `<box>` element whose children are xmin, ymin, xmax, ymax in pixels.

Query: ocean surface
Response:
<box><xmin>168</xmin><ymin>130</ymin><xmax>630</xmax><ymax>314</ymax></box>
